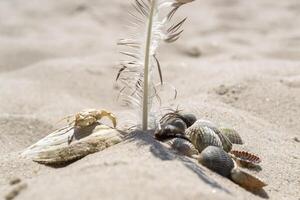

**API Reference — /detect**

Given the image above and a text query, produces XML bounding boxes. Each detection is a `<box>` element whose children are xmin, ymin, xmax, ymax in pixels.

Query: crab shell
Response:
<box><xmin>167</xmin><ymin>138</ymin><xmax>199</xmax><ymax>157</ymax></box>
<box><xmin>189</xmin><ymin>120</ymin><xmax>232</xmax><ymax>152</ymax></box>
<box><xmin>186</xmin><ymin>124</ymin><xmax>223</xmax><ymax>153</ymax></box>
<box><xmin>198</xmin><ymin>146</ymin><xmax>234</xmax><ymax>178</ymax></box>
<box><xmin>229</xmin><ymin>150</ymin><xmax>261</xmax><ymax>168</ymax></box>
<box><xmin>230</xmin><ymin>165</ymin><xmax>267</xmax><ymax>190</ymax></box>
<box><xmin>219</xmin><ymin>127</ymin><xmax>243</xmax><ymax>145</ymax></box>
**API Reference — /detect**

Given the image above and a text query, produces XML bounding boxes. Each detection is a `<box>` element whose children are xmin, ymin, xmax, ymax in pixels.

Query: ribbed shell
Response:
<box><xmin>167</xmin><ymin>138</ymin><xmax>199</xmax><ymax>157</ymax></box>
<box><xmin>230</xmin><ymin>167</ymin><xmax>267</xmax><ymax>190</ymax></box>
<box><xmin>230</xmin><ymin>150</ymin><xmax>261</xmax><ymax>168</ymax></box>
<box><xmin>191</xmin><ymin>120</ymin><xmax>232</xmax><ymax>152</ymax></box>
<box><xmin>186</xmin><ymin>123</ymin><xmax>222</xmax><ymax>153</ymax></box>
<box><xmin>219</xmin><ymin>128</ymin><xmax>243</xmax><ymax>144</ymax></box>
<box><xmin>198</xmin><ymin>146</ymin><xmax>235</xmax><ymax>177</ymax></box>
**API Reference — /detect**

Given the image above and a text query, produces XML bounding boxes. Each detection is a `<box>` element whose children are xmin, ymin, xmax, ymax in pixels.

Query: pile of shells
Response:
<box><xmin>155</xmin><ymin>111</ymin><xmax>267</xmax><ymax>191</ymax></box>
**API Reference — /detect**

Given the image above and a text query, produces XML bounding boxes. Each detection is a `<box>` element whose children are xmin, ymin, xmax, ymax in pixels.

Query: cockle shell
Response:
<box><xmin>219</xmin><ymin>127</ymin><xmax>243</xmax><ymax>144</ymax></box>
<box><xmin>22</xmin><ymin>123</ymin><xmax>123</xmax><ymax>165</ymax></box>
<box><xmin>198</xmin><ymin>146</ymin><xmax>235</xmax><ymax>177</ymax></box>
<box><xmin>230</xmin><ymin>150</ymin><xmax>261</xmax><ymax>168</ymax></box>
<box><xmin>169</xmin><ymin>118</ymin><xmax>187</xmax><ymax>132</ymax></box>
<box><xmin>181</xmin><ymin>113</ymin><xmax>197</xmax><ymax>127</ymax></box>
<box><xmin>186</xmin><ymin>121</ymin><xmax>222</xmax><ymax>152</ymax></box>
<box><xmin>167</xmin><ymin>138</ymin><xmax>199</xmax><ymax>157</ymax></box>
<box><xmin>190</xmin><ymin>120</ymin><xmax>232</xmax><ymax>152</ymax></box>
<box><xmin>230</xmin><ymin>166</ymin><xmax>267</xmax><ymax>190</ymax></box>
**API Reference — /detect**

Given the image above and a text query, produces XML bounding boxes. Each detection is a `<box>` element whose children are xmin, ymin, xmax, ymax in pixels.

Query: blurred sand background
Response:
<box><xmin>0</xmin><ymin>0</ymin><xmax>300</xmax><ymax>199</ymax></box>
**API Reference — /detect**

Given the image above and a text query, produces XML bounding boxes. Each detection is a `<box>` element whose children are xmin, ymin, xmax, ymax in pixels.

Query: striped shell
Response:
<box><xmin>198</xmin><ymin>146</ymin><xmax>235</xmax><ymax>177</ymax></box>
<box><xmin>219</xmin><ymin>128</ymin><xmax>243</xmax><ymax>144</ymax></box>
<box><xmin>186</xmin><ymin>123</ymin><xmax>222</xmax><ymax>153</ymax></box>
<box><xmin>230</xmin><ymin>150</ymin><xmax>261</xmax><ymax>168</ymax></box>
<box><xmin>167</xmin><ymin>138</ymin><xmax>199</xmax><ymax>157</ymax></box>
<box><xmin>186</xmin><ymin>120</ymin><xmax>232</xmax><ymax>152</ymax></box>
<box><xmin>230</xmin><ymin>167</ymin><xmax>267</xmax><ymax>190</ymax></box>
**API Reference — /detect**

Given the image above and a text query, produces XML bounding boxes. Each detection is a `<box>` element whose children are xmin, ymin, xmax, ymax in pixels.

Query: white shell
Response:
<box><xmin>22</xmin><ymin>123</ymin><xmax>123</xmax><ymax>164</ymax></box>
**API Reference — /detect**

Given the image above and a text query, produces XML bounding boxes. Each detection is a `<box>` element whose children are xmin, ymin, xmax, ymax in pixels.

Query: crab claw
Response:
<box><xmin>99</xmin><ymin>110</ymin><xmax>117</xmax><ymax>128</ymax></box>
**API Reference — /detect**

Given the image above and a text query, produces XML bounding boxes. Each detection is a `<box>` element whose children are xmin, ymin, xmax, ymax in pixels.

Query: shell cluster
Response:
<box><xmin>155</xmin><ymin>111</ymin><xmax>267</xmax><ymax>191</ymax></box>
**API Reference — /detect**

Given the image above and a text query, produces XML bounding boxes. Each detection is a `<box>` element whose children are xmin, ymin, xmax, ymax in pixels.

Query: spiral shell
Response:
<box><xmin>230</xmin><ymin>150</ymin><xmax>261</xmax><ymax>168</ymax></box>
<box><xmin>186</xmin><ymin>123</ymin><xmax>222</xmax><ymax>152</ymax></box>
<box><xmin>230</xmin><ymin>167</ymin><xmax>267</xmax><ymax>190</ymax></box>
<box><xmin>219</xmin><ymin>128</ymin><xmax>243</xmax><ymax>145</ymax></box>
<box><xmin>167</xmin><ymin>138</ymin><xmax>199</xmax><ymax>157</ymax></box>
<box><xmin>198</xmin><ymin>146</ymin><xmax>235</xmax><ymax>177</ymax></box>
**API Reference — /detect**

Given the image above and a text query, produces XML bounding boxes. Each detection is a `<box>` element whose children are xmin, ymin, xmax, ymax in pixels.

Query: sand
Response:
<box><xmin>0</xmin><ymin>0</ymin><xmax>300</xmax><ymax>199</ymax></box>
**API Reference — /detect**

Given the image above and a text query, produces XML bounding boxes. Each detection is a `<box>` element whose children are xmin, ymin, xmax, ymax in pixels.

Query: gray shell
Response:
<box><xmin>230</xmin><ymin>167</ymin><xmax>267</xmax><ymax>190</ymax></box>
<box><xmin>169</xmin><ymin>118</ymin><xmax>187</xmax><ymax>132</ymax></box>
<box><xmin>198</xmin><ymin>146</ymin><xmax>235</xmax><ymax>177</ymax></box>
<box><xmin>219</xmin><ymin>128</ymin><xmax>243</xmax><ymax>145</ymax></box>
<box><xmin>167</xmin><ymin>138</ymin><xmax>199</xmax><ymax>157</ymax></box>
<box><xmin>191</xmin><ymin>120</ymin><xmax>232</xmax><ymax>152</ymax></box>
<box><xmin>186</xmin><ymin>121</ymin><xmax>222</xmax><ymax>152</ymax></box>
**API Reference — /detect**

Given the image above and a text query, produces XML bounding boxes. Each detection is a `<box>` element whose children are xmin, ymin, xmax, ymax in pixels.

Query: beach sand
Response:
<box><xmin>0</xmin><ymin>0</ymin><xmax>300</xmax><ymax>199</ymax></box>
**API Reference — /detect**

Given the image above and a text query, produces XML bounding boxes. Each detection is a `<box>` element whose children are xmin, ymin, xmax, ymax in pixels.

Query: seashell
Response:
<box><xmin>155</xmin><ymin>124</ymin><xmax>187</xmax><ymax>141</ymax></box>
<box><xmin>186</xmin><ymin>121</ymin><xmax>222</xmax><ymax>152</ymax></box>
<box><xmin>169</xmin><ymin>118</ymin><xmax>187</xmax><ymax>132</ymax></box>
<box><xmin>219</xmin><ymin>127</ymin><xmax>243</xmax><ymax>145</ymax></box>
<box><xmin>191</xmin><ymin>120</ymin><xmax>232</xmax><ymax>152</ymax></box>
<box><xmin>181</xmin><ymin>113</ymin><xmax>197</xmax><ymax>127</ymax></box>
<box><xmin>167</xmin><ymin>138</ymin><xmax>199</xmax><ymax>157</ymax></box>
<box><xmin>22</xmin><ymin>123</ymin><xmax>123</xmax><ymax>165</ymax></box>
<box><xmin>198</xmin><ymin>146</ymin><xmax>234</xmax><ymax>177</ymax></box>
<box><xmin>229</xmin><ymin>150</ymin><xmax>261</xmax><ymax>168</ymax></box>
<box><xmin>230</xmin><ymin>166</ymin><xmax>267</xmax><ymax>190</ymax></box>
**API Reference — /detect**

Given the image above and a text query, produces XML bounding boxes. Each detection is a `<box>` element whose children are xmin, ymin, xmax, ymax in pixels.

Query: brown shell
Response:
<box><xmin>188</xmin><ymin>120</ymin><xmax>232</xmax><ymax>152</ymax></box>
<box><xmin>230</xmin><ymin>167</ymin><xmax>267</xmax><ymax>190</ymax></box>
<box><xmin>219</xmin><ymin>128</ymin><xmax>243</xmax><ymax>145</ymax></box>
<box><xmin>230</xmin><ymin>150</ymin><xmax>261</xmax><ymax>164</ymax></box>
<box><xmin>198</xmin><ymin>146</ymin><xmax>235</xmax><ymax>178</ymax></box>
<box><xmin>186</xmin><ymin>123</ymin><xmax>222</xmax><ymax>152</ymax></box>
<box><xmin>167</xmin><ymin>138</ymin><xmax>199</xmax><ymax>157</ymax></box>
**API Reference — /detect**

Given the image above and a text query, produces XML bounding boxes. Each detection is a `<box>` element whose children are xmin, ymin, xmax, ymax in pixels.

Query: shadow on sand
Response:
<box><xmin>125</xmin><ymin>130</ymin><xmax>269</xmax><ymax>199</ymax></box>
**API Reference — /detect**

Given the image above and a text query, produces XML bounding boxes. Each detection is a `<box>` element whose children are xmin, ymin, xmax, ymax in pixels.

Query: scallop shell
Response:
<box><xmin>22</xmin><ymin>123</ymin><xmax>123</xmax><ymax>165</ymax></box>
<box><xmin>198</xmin><ymin>146</ymin><xmax>235</xmax><ymax>177</ymax></box>
<box><xmin>230</xmin><ymin>167</ymin><xmax>267</xmax><ymax>190</ymax></box>
<box><xmin>230</xmin><ymin>150</ymin><xmax>261</xmax><ymax>168</ymax></box>
<box><xmin>186</xmin><ymin>123</ymin><xmax>222</xmax><ymax>152</ymax></box>
<box><xmin>219</xmin><ymin>128</ymin><xmax>243</xmax><ymax>144</ymax></box>
<box><xmin>167</xmin><ymin>138</ymin><xmax>199</xmax><ymax>157</ymax></box>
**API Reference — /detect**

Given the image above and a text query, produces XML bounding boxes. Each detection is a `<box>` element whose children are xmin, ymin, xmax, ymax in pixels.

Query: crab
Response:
<box><xmin>61</xmin><ymin>109</ymin><xmax>117</xmax><ymax>144</ymax></box>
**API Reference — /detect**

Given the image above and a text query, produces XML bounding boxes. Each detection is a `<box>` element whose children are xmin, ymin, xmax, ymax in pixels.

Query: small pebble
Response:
<box><xmin>293</xmin><ymin>137</ymin><xmax>300</xmax><ymax>143</ymax></box>
<box><xmin>5</xmin><ymin>183</ymin><xmax>27</xmax><ymax>200</ymax></box>
<box><xmin>215</xmin><ymin>84</ymin><xmax>229</xmax><ymax>95</ymax></box>
<box><xmin>9</xmin><ymin>177</ymin><xmax>21</xmax><ymax>185</ymax></box>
